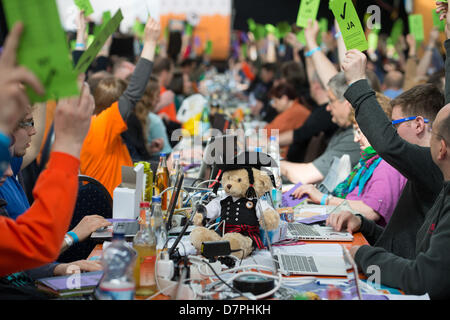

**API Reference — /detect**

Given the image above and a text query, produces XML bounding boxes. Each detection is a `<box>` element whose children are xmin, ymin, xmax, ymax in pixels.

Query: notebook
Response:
<box><xmin>36</xmin><ymin>271</ymin><xmax>103</xmax><ymax>297</ymax></box>
<box><xmin>281</xmin><ymin>182</ymin><xmax>308</xmax><ymax>208</ymax></box>
<box><xmin>273</xmin><ymin>243</ymin><xmax>347</xmax><ymax>277</ymax></box>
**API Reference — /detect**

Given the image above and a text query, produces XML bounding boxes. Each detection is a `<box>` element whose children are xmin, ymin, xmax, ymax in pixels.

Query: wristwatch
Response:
<box><xmin>64</xmin><ymin>234</ymin><xmax>74</xmax><ymax>247</ymax></box>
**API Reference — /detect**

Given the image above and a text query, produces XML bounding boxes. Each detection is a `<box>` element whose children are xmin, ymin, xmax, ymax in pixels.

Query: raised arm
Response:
<box><xmin>341</xmin><ymin>50</ymin><xmax>442</xmax><ymax>193</ymax></box>
<box><xmin>118</xmin><ymin>18</ymin><xmax>161</xmax><ymax>121</ymax></box>
<box><xmin>0</xmin><ymin>23</ymin><xmax>45</xmax><ymax>176</ymax></box>
<box><xmin>438</xmin><ymin>1</ymin><xmax>450</xmax><ymax>103</ymax></box>
<box><xmin>304</xmin><ymin>20</ymin><xmax>338</xmax><ymax>90</ymax></box>
<box><xmin>416</xmin><ymin>28</ymin><xmax>440</xmax><ymax>80</ymax></box>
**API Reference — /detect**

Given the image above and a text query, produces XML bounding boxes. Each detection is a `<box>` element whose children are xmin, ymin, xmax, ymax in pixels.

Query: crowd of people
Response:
<box><xmin>1</xmin><ymin>1</ymin><xmax>450</xmax><ymax>299</ymax></box>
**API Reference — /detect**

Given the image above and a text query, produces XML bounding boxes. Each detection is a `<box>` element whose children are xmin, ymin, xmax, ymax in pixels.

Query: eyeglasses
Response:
<box><xmin>18</xmin><ymin>119</ymin><xmax>34</xmax><ymax>129</ymax></box>
<box><xmin>391</xmin><ymin>116</ymin><xmax>429</xmax><ymax>129</ymax></box>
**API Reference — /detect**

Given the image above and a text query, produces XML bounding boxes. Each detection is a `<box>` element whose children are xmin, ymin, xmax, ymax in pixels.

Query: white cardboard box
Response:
<box><xmin>113</xmin><ymin>163</ymin><xmax>144</xmax><ymax>219</ymax></box>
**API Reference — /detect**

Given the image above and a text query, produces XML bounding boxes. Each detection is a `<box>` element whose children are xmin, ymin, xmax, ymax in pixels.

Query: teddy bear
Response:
<box><xmin>189</xmin><ymin>166</ymin><xmax>280</xmax><ymax>260</ymax></box>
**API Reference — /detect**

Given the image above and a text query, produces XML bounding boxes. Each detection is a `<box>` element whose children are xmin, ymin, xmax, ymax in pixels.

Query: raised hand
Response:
<box><xmin>304</xmin><ymin>19</ymin><xmax>320</xmax><ymax>50</ymax></box>
<box><xmin>52</xmin><ymin>82</ymin><xmax>94</xmax><ymax>159</ymax></box>
<box><xmin>0</xmin><ymin>23</ymin><xmax>45</xmax><ymax>134</ymax></box>
<box><xmin>341</xmin><ymin>49</ymin><xmax>367</xmax><ymax>85</ymax></box>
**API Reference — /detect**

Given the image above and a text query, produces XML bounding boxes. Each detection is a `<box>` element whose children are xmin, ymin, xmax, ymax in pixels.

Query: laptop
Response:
<box><xmin>285</xmin><ymin>222</ymin><xmax>354</xmax><ymax>241</ymax></box>
<box><xmin>90</xmin><ymin>219</ymin><xmax>139</xmax><ymax>241</ymax></box>
<box><xmin>274</xmin><ymin>251</ymin><xmax>348</xmax><ymax>276</ymax></box>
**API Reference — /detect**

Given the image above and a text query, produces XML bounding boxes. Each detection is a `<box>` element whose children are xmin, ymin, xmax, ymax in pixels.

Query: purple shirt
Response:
<box><xmin>345</xmin><ymin>159</ymin><xmax>407</xmax><ymax>227</ymax></box>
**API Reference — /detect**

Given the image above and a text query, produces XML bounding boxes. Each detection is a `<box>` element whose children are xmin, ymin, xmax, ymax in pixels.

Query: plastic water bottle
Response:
<box><xmin>151</xmin><ymin>196</ymin><xmax>168</xmax><ymax>253</ymax></box>
<box><xmin>95</xmin><ymin>232</ymin><xmax>136</xmax><ymax>300</ymax></box>
<box><xmin>268</xmin><ymin>136</ymin><xmax>282</xmax><ymax>208</ymax></box>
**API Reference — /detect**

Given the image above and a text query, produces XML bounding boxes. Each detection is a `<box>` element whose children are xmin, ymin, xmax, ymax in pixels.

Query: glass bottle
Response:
<box><xmin>132</xmin><ymin>202</ymin><xmax>158</xmax><ymax>297</ymax></box>
<box><xmin>155</xmin><ymin>152</ymin><xmax>169</xmax><ymax>211</ymax></box>
<box><xmin>151</xmin><ymin>196</ymin><xmax>168</xmax><ymax>254</ymax></box>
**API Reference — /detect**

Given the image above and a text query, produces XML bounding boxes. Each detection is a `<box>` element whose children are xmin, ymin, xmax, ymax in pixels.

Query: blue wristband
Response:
<box><xmin>0</xmin><ymin>133</ymin><xmax>11</xmax><ymax>176</ymax></box>
<box><xmin>305</xmin><ymin>46</ymin><xmax>321</xmax><ymax>57</ymax></box>
<box><xmin>67</xmin><ymin>231</ymin><xmax>79</xmax><ymax>244</ymax></box>
<box><xmin>320</xmin><ymin>194</ymin><xmax>328</xmax><ymax>206</ymax></box>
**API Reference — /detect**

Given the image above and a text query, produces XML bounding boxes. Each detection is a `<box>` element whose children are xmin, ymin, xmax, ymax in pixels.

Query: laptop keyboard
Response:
<box><xmin>288</xmin><ymin>223</ymin><xmax>321</xmax><ymax>237</ymax></box>
<box><xmin>280</xmin><ymin>254</ymin><xmax>319</xmax><ymax>273</ymax></box>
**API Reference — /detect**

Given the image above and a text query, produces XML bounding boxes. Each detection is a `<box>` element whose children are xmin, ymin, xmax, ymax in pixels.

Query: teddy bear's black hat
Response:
<box><xmin>212</xmin><ymin>151</ymin><xmax>277</xmax><ymax>197</ymax></box>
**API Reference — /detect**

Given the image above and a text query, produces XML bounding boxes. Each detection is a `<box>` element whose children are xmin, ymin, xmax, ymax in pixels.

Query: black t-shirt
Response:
<box><xmin>287</xmin><ymin>104</ymin><xmax>338</xmax><ymax>162</ymax></box>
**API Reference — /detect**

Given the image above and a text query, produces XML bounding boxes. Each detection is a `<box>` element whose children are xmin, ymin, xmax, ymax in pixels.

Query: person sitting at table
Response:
<box><xmin>292</xmin><ymin>93</ymin><xmax>407</xmax><ymax>227</ymax></box>
<box><xmin>264</xmin><ymin>83</ymin><xmax>311</xmax><ymax>157</ymax></box>
<box><xmin>325</xmin><ymin>41</ymin><xmax>450</xmax><ymax>298</ymax></box>
<box><xmin>80</xmin><ymin>18</ymin><xmax>160</xmax><ymax>197</ymax></box>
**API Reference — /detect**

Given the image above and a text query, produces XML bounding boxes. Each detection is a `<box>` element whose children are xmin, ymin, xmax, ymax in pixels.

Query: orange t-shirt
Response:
<box><xmin>0</xmin><ymin>152</ymin><xmax>79</xmax><ymax>276</ymax></box>
<box><xmin>264</xmin><ymin>101</ymin><xmax>311</xmax><ymax>137</ymax></box>
<box><xmin>158</xmin><ymin>86</ymin><xmax>178</xmax><ymax>122</ymax></box>
<box><xmin>80</xmin><ymin>102</ymin><xmax>133</xmax><ymax>197</ymax></box>
<box><xmin>264</xmin><ymin>101</ymin><xmax>311</xmax><ymax>157</ymax></box>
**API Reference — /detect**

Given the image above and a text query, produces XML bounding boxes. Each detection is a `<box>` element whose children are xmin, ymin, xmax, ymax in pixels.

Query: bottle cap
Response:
<box><xmin>152</xmin><ymin>196</ymin><xmax>162</xmax><ymax>203</ymax></box>
<box><xmin>173</xmin><ymin>153</ymin><xmax>180</xmax><ymax>159</ymax></box>
<box><xmin>160</xmin><ymin>152</ymin><xmax>167</xmax><ymax>157</ymax></box>
<box><xmin>112</xmin><ymin>232</ymin><xmax>125</xmax><ymax>240</ymax></box>
<box><xmin>140</xmin><ymin>202</ymin><xmax>151</xmax><ymax>208</ymax></box>
<box><xmin>254</xmin><ymin>147</ymin><xmax>262</xmax><ymax>152</ymax></box>
<box><xmin>270</xmin><ymin>136</ymin><xmax>276</xmax><ymax>141</ymax></box>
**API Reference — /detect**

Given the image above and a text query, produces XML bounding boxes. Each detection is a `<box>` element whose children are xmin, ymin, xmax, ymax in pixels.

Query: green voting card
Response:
<box><xmin>75</xmin><ymin>9</ymin><xmax>124</xmax><ymax>74</ymax></box>
<box><xmin>408</xmin><ymin>14</ymin><xmax>424</xmax><ymax>43</ymax></box>
<box><xmin>390</xmin><ymin>19</ymin><xmax>404</xmax><ymax>45</ymax></box>
<box><xmin>368</xmin><ymin>32</ymin><xmax>378</xmax><ymax>51</ymax></box>
<box><xmin>296</xmin><ymin>0</ymin><xmax>321</xmax><ymax>28</ymax></box>
<box><xmin>276</xmin><ymin>21</ymin><xmax>291</xmax><ymax>39</ymax></box>
<box><xmin>2</xmin><ymin>0</ymin><xmax>79</xmax><ymax>102</ymax></box>
<box><xmin>74</xmin><ymin>0</ymin><xmax>94</xmax><ymax>16</ymax></box>
<box><xmin>253</xmin><ymin>24</ymin><xmax>266</xmax><ymax>41</ymax></box>
<box><xmin>432</xmin><ymin>9</ymin><xmax>446</xmax><ymax>32</ymax></box>
<box><xmin>205</xmin><ymin>40</ymin><xmax>213</xmax><ymax>55</ymax></box>
<box><xmin>329</xmin><ymin>0</ymin><xmax>368</xmax><ymax>51</ymax></box>
<box><xmin>247</xmin><ymin>18</ymin><xmax>256</xmax><ymax>32</ymax></box>
<box><xmin>296</xmin><ymin>29</ymin><xmax>306</xmax><ymax>45</ymax></box>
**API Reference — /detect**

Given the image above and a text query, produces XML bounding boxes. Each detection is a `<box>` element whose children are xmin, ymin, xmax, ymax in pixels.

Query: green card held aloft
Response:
<box><xmin>390</xmin><ymin>19</ymin><xmax>404</xmax><ymax>45</ymax></box>
<box><xmin>74</xmin><ymin>0</ymin><xmax>94</xmax><ymax>16</ymax></box>
<box><xmin>3</xmin><ymin>0</ymin><xmax>79</xmax><ymax>103</ymax></box>
<box><xmin>329</xmin><ymin>0</ymin><xmax>368</xmax><ymax>51</ymax></box>
<box><xmin>408</xmin><ymin>14</ymin><xmax>424</xmax><ymax>43</ymax></box>
<box><xmin>205</xmin><ymin>40</ymin><xmax>213</xmax><ymax>55</ymax></box>
<box><xmin>432</xmin><ymin>9</ymin><xmax>445</xmax><ymax>32</ymax></box>
<box><xmin>75</xmin><ymin>9</ymin><xmax>124</xmax><ymax>74</ymax></box>
<box><xmin>296</xmin><ymin>0</ymin><xmax>321</xmax><ymax>28</ymax></box>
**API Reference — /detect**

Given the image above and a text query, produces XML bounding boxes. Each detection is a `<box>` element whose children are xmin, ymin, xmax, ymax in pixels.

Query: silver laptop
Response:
<box><xmin>274</xmin><ymin>252</ymin><xmax>347</xmax><ymax>276</ymax></box>
<box><xmin>285</xmin><ymin>222</ymin><xmax>354</xmax><ymax>241</ymax></box>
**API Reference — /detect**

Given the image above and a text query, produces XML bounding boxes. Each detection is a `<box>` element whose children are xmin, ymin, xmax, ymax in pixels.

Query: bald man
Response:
<box><xmin>382</xmin><ymin>70</ymin><xmax>404</xmax><ymax>99</ymax></box>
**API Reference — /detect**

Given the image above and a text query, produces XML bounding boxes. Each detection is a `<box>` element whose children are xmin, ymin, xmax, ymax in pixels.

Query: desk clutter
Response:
<box><xmin>36</xmin><ymin>150</ymin><xmax>427</xmax><ymax>301</ymax></box>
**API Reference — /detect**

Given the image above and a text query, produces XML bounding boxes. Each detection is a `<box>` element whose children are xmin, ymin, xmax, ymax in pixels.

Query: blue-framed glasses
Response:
<box><xmin>391</xmin><ymin>116</ymin><xmax>429</xmax><ymax>129</ymax></box>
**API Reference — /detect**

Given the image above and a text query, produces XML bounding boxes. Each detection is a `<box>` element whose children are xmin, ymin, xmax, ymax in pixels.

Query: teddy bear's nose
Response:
<box><xmin>227</xmin><ymin>184</ymin><xmax>232</xmax><ymax>189</ymax></box>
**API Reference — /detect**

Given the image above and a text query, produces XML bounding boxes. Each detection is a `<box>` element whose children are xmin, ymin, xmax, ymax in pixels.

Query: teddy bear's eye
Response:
<box><xmin>238</xmin><ymin>178</ymin><xmax>242</xmax><ymax>182</ymax></box>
